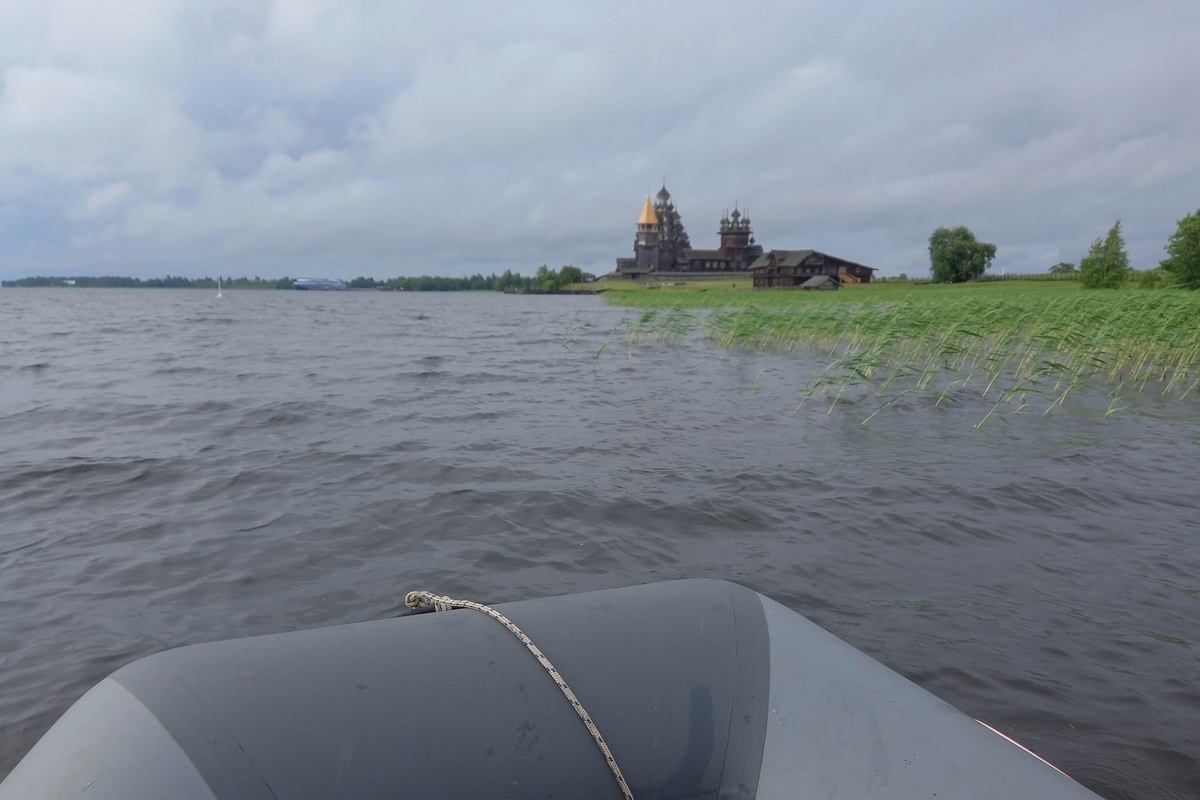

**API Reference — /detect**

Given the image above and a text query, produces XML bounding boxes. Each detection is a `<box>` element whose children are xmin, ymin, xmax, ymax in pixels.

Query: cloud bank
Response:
<box><xmin>2</xmin><ymin>0</ymin><xmax>1198</xmax><ymax>280</ymax></box>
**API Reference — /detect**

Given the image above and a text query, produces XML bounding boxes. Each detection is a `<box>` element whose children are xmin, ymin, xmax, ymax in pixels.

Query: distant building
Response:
<box><xmin>801</xmin><ymin>274</ymin><xmax>840</xmax><ymax>290</ymax></box>
<box><xmin>613</xmin><ymin>185</ymin><xmax>762</xmax><ymax>280</ymax></box>
<box><xmin>751</xmin><ymin>250</ymin><xmax>875</xmax><ymax>288</ymax></box>
<box><xmin>611</xmin><ymin>184</ymin><xmax>874</xmax><ymax>286</ymax></box>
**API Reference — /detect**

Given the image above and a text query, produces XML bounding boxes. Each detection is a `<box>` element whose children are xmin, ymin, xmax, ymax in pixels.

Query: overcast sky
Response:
<box><xmin>1</xmin><ymin>1</ymin><xmax>1198</xmax><ymax>281</ymax></box>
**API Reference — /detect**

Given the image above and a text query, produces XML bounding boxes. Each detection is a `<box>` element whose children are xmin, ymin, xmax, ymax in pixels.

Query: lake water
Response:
<box><xmin>1</xmin><ymin>288</ymin><xmax>1198</xmax><ymax>798</ymax></box>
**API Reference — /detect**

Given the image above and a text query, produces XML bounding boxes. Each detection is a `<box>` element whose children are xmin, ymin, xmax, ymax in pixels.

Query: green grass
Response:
<box><xmin>602</xmin><ymin>278</ymin><xmax>1083</xmax><ymax>307</ymax></box>
<box><xmin>599</xmin><ymin>281</ymin><xmax>1200</xmax><ymax>425</ymax></box>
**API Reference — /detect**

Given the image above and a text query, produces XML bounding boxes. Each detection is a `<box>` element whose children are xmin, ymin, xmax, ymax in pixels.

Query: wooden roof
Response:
<box><xmin>748</xmin><ymin>249</ymin><xmax>875</xmax><ymax>272</ymax></box>
<box><xmin>637</xmin><ymin>196</ymin><xmax>658</xmax><ymax>226</ymax></box>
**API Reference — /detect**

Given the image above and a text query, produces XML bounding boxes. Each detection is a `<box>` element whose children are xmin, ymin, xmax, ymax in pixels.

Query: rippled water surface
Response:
<box><xmin>1</xmin><ymin>288</ymin><xmax>1198</xmax><ymax>798</ymax></box>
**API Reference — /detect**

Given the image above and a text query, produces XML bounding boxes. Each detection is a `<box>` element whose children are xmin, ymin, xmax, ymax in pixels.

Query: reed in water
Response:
<box><xmin>603</xmin><ymin>283</ymin><xmax>1200</xmax><ymax>426</ymax></box>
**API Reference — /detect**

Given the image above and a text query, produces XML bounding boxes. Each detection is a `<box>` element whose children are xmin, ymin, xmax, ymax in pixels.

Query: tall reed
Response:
<box><xmin>701</xmin><ymin>290</ymin><xmax>1199</xmax><ymax>425</ymax></box>
<box><xmin>597</xmin><ymin>285</ymin><xmax>1198</xmax><ymax>424</ymax></box>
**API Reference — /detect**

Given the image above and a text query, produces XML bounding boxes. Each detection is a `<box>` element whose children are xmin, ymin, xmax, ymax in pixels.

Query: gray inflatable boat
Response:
<box><xmin>0</xmin><ymin>579</ymin><xmax>1101</xmax><ymax>799</ymax></box>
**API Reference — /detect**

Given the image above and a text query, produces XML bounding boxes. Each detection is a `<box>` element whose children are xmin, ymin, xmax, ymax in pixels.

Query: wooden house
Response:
<box><xmin>751</xmin><ymin>250</ymin><xmax>875</xmax><ymax>289</ymax></box>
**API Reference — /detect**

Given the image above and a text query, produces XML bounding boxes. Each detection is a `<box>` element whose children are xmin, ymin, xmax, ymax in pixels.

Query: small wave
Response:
<box><xmin>1</xmin><ymin>456</ymin><xmax>166</xmax><ymax>491</ymax></box>
<box><xmin>151</xmin><ymin>365</ymin><xmax>209</xmax><ymax>376</ymax></box>
<box><xmin>232</xmin><ymin>401</ymin><xmax>351</xmax><ymax>429</ymax></box>
<box><xmin>235</xmin><ymin>513</ymin><xmax>286</xmax><ymax>533</ymax></box>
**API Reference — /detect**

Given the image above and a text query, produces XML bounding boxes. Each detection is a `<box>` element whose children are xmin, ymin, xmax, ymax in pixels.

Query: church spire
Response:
<box><xmin>637</xmin><ymin>195</ymin><xmax>659</xmax><ymax>226</ymax></box>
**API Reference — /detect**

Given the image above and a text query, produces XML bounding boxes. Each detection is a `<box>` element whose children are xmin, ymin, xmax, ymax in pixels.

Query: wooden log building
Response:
<box><xmin>610</xmin><ymin>185</ymin><xmax>876</xmax><ymax>288</ymax></box>
<box><xmin>750</xmin><ymin>250</ymin><xmax>875</xmax><ymax>289</ymax></box>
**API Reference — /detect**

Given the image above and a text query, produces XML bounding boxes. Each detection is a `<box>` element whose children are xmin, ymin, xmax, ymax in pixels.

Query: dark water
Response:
<box><xmin>1</xmin><ymin>288</ymin><xmax>1198</xmax><ymax>798</ymax></box>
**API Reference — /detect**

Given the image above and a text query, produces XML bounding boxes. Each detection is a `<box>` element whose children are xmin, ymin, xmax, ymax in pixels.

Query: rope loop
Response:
<box><xmin>403</xmin><ymin>590</ymin><xmax>634</xmax><ymax>800</ymax></box>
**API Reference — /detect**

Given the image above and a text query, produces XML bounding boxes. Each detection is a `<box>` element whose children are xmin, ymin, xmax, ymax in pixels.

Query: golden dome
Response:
<box><xmin>637</xmin><ymin>195</ymin><xmax>658</xmax><ymax>226</ymax></box>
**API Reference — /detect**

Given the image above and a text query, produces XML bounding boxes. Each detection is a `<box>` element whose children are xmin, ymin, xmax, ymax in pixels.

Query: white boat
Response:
<box><xmin>0</xmin><ymin>580</ymin><xmax>1101</xmax><ymax>799</ymax></box>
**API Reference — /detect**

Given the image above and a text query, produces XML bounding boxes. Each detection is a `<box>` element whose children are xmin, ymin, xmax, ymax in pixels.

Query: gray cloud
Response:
<box><xmin>2</xmin><ymin>0</ymin><xmax>1199</xmax><ymax>280</ymax></box>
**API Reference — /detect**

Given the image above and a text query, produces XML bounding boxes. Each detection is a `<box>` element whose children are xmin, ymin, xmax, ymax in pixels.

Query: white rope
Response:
<box><xmin>405</xmin><ymin>591</ymin><xmax>635</xmax><ymax>800</ymax></box>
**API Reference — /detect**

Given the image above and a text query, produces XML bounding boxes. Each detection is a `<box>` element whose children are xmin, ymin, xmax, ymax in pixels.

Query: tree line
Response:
<box><xmin>350</xmin><ymin>265</ymin><xmax>594</xmax><ymax>292</ymax></box>
<box><xmin>927</xmin><ymin>208</ymin><xmax>1200</xmax><ymax>289</ymax></box>
<box><xmin>2</xmin><ymin>265</ymin><xmax>595</xmax><ymax>291</ymax></box>
<box><xmin>1</xmin><ymin>275</ymin><xmax>291</xmax><ymax>289</ymax></box>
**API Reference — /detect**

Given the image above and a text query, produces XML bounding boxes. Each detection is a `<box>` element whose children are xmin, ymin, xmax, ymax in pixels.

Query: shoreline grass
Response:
<box><xmin>598</xmin><ymin>281</ymin><xmax>1200</xmax><ymax>425</ymax></box>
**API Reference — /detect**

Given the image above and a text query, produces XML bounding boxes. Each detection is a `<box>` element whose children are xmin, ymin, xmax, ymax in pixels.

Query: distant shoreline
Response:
<box><xmin>2</xmin><ymin>267</ymin><xmax>597</xmax><ymax>293</ymax></box>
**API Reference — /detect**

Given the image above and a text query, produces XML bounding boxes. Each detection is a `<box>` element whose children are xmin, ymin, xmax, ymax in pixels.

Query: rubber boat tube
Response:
<box><xmin>0</xmin><ymin>579</ymin><xmax>1102</xmax><ymax>799</ymax></box>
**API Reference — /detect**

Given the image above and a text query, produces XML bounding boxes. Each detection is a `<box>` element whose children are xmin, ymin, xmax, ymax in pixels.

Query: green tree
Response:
<box><xmin>1079</xmin><ymin>220</ymin><xmax>1130</xmax><ymax>289</ymax></box>
<box><xmin>1049</xmin><ymin>261</ymin><xmax>1076</xmax><ymax>274</ymax></box>
<box><xmin>928</xmin><ymin>226</ymin><xmax>997</xmax><ymax>282</ymax></box>
<box><xmin>558</xmin><ymin>265</ymin><xmax>584</xmax><ymax>286</ymax></box>
<box><xmin>534</xmin><ymin>264</ymin><xmax>559</xmax><ymax>290</ymax></box>
<box><xmin>495</xmin><ymin>269</ymin><xmax>524</xmax><ymax>291</ymax></box>
<box><xmin>1160</xmin><ymin>208</ymin><xmax>1200</xmax><ymax>289</ymax></box>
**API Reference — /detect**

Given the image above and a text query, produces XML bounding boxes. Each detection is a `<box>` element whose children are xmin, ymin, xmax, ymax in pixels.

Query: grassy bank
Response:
<box><xmin>598</xmin><ymin>280</ymin><xmax>1200</xmax><ymax>425</ymax></box>
<box><xmin>594</xmin><ymin>277</ymin><xmax>1083</xmax><ymax>307</ymax></box>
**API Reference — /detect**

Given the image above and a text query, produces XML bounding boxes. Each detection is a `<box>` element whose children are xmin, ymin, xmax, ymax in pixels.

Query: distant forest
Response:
<box><xmin>0</xmin><ymin>265</ymin><xmax>595</xmax><ymax>292</ymax></box>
